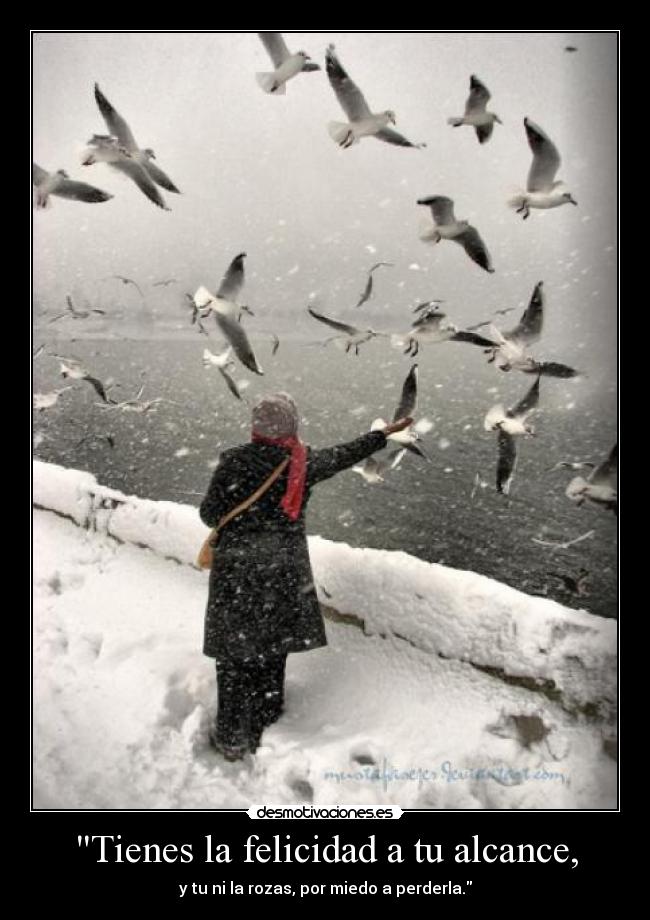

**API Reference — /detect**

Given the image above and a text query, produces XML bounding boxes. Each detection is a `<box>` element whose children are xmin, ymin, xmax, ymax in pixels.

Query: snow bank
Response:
<box><xmin>33</xmin><ymin>460</ymin><xmax>616</xmax><ymax>720</ymax></box>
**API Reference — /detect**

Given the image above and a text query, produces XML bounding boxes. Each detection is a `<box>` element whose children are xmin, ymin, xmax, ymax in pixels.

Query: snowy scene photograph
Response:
<box><xmin>32</xmin><ymin>31</ymin><xmax>618</xmax><ymax>810</ymax></box>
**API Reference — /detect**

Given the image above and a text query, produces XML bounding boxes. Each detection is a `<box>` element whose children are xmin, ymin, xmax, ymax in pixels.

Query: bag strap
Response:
<box><xmin>214</xmin><ymin>456</ymin><xmax>291</xmax><ymax>535</ymax></box>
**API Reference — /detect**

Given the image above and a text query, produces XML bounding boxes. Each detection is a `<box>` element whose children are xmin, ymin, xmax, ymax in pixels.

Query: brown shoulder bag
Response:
<box><xmin>196</xmin><ymin>457</ymin><xmax>290</xmax><ymax>570</ymax></box>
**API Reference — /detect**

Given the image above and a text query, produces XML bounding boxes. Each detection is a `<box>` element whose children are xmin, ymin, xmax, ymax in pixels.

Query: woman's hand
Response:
<box><xmin>382</xmin><ymin>417</ymin><xmax>413</xmax><ymax>436</ymax></box>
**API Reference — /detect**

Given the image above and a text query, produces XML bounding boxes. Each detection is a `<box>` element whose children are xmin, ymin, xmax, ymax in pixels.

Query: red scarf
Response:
<box><xmin>251</xmin><ymin>433</ymin><xmax>307</xmax><ymax>521</ymax></box>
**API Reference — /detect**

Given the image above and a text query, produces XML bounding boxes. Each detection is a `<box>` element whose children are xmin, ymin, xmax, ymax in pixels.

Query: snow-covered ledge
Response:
<box><xmin>33</xmin><ymin>461</ymin><xmax>617</xmax><ymax>722</ymax></box>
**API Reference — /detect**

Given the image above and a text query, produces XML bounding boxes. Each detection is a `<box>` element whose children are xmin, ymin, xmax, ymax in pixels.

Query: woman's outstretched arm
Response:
<box><xmin>307</xmin><ymin>430</ymin><xmax>388</xmax><ymax>485</ymax></box>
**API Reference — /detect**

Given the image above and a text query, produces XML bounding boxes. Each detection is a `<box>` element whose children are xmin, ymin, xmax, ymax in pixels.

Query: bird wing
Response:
<box><xmin>356</xmin><ymin>275</ymin><xmax>373</xmax><ymax>308</ymax></box>
<box><xmin>110</xmin><ymin>159</ymin><xmax>169</xmax><ymax>210</ymax></box>
<box><xmin>507</xmin><ymin>281</ymin><xmax>544</xmax><ymax>345</ymax></box>
<box><xmin>216</xmin><ymin>253</ymin><xmax>246</xmax><ymax>301</ymax></box>
<box><xmin>524</xmin><ymin>118</ymin><xmax>561</xmax><ymax>192</ymax></box>
<box><xmin>94</xmin><ymin>83</ymin><xmax>138</xmax><ymax>152</ymax></box>
<box><xmin>449</xmin><ymin>330</ymin><xmax>497</xmax><ymax>347</ymax></box>
<box><xmin>32</xmin><ymin>163</ymin><xmax>49</xmax><ymax>186</ymax></box>
<box><xmin>218</xmin><ymin>365</ymin><xmax>243</xmax><ymax>401</ymax></box>
<box><xmin>531</xmin><ymin>361</ymin><xmax>580</xmax><ymax>378</ymax></box>
<box><xmin>374</xmin><ymin>126</ymin><xmax>423</xmax><ymax>148</ymax></box>
<box><xmin>325</xmin><ymin>45</ymin><xmax>372</xmax><ymax>121</ymax></box>
<box><xmin>84</xmin><ymin>375</ymin><xmax>109</xmax><ymax>403</ymax></box>
<box><xmin>214</xmin><ymin>313</ymin><xmax>263</xmax><ymax>375</ymax></box>
<box><xmin>412</xmin><ymin>309</ymin><xmax>445</xmax><ymax>330</ymax></box>
<box><xmin>590</xmin><ymin>444</ymin><xmax>617</xmax><ymax>486</ymax></box>
<box><xmin>307</xmin><ymin>307</ymin><xmax>358</xmax><ymax>335</ymax></box>
<box><xmin>465</xmin><ymin>74</ymin><xmax>490</xmax><ymax>114</ymax></box>
<box><xmin>393</xmin><ymin>364</ymin><xmax>418</xmax><ymax>421</ymax></box>
<box><xmin>453</xmin><ymin>225</ymin><xmax>494</xmax><ymax>273</ymax></box>
<box><xmin>271</xmin><ymin>334</ymin><xmax>280</xmax><ymax>355</ymax></box>
<box><xmin>258</xmin><ymin>32</ymin><xmax>291</xmax><ymax>68</ymax></box>
<box><xmin>496</xmin><ymin>429</ymin><xmax>517</xmax><ymax>494</ymax></box>
<box><xmin>426</xmin><ymin>196</ymin><xmax>456</xmax><ymax>225</ymax></box>
<box><xmin>369</xmin><ymin>262</ymin><xmax>394</xmax><ymax>273</ymax></box>
<box><xmin>511</xmin><ymin>375</ymin><xmax>541</xmax><ymax>418</ymax></box>
<box><xmin>475</xmin><ymin>122</ymin><xmax>494</xmax><ymax>144</ymax></box>
<box><xmin>465</xmin><ymin>320</ymin><xmax>492</xmax><ymax>331</ymax></box>
<box><xmin>142</xmin><ymin>159</ymin><xmax>180</xmax><ymax>193</ymax></box>
<box><xmin>53</xmin><ymin>178</ymin><xmax>113</xmax><ymax>203</ymax></box>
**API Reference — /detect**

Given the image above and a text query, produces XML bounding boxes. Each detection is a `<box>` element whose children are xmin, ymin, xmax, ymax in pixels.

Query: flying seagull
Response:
<box><xmin>95</xmin><ymin>381</ymin><xmax>170</xmax><ymax>414</ymax></box>
<box><xmin>509</xmin><ymin>118</ymin><xmax>577</xmax><ymax>219</ymax></box>
<box><xmin>307</xmin><ymin>306</ymin><xmax>385</xmax><ymax>355</ymax></box>
<box><xmin>194</xmin><ymin>255</ymin><xmax>263</xmax><ymax>375</ymax></box>
<box><xmin>565</xmin><ymin>444</ymin><xmax>617</xmax><ymax>514</ymax></box>
<box><xmin>371</xmin><ymin>364</ymin><xmax>428</xmax><ymax>459</ymax></box>
<box><xmin>484</xmin><ymin>375</ymin><xmax>541</xmax><ymax>495</ymax></box>
<box><xmin>103</xmin><ymin>275</ymin><xmax>144</xmax><ymax>298</ymax></box>
<box><xmin>547</xmin><ymin>459</ymin><xmax>596</xmax><ymax>473</ymax></box>
<box><xmin>564</xmin><ymin>46</ymin><xmax>578</xmax><ymax>52</ymax></box>
<box><xmin>531</xmin><ymin>530</ymin><xmax>595</xmax><ymax>551</ymax></box>
<box><xmin>352</xmin><ymin>449</ymin><xmax>406</xmax><ymax>484</ymax></box>
<box><xmin>400</xmin><ymin>305</ymin><xmax>495</xmax><ymax>356</ymax></box>
<box><xmin>83</xmin><ymin>83</ymin><xmax>180</xmax><ymax>209</ymax></box>
<box><xmin>256</xmin><ymin>32</ymin><xmax>320</xmax><ymax>94</ymax></box>
<box><xmin>51</xmin><ymin>355</ymin><xmax>114</xmax><ymax>404</ymax></box>
<box><xmin>202</xmin><ymin>347</ymin><xmax>244</xmax><ymax>401</ymax></box>
<box><xmin>417</xmin><ymin>196</ymin><xmax>494</xmax><ymax>273</ymax></box>
<box><xmin>152</xmin><ymin>279</ymin><xmax>179</xmax><ymax>287</ymax></box>
<box><xmin>356</xmin><ymin>262</ymin><xmax>394</xmax><ymax>307</ymax></box>
<box><xmin>325</xmin><ymin>44</ymin><xmax>426</xmax><ymax>149</ymax></box>
<box><xmin>33</xmin><ymin>387</ymin><xmax>75</xmax><ymax>411</ymax></box>
<box><xmin>271</xmin><ymin>333</ymin><xmax>280</xmax><ymax>355</ymax></box>
<box><xmin>484</xmin><ymin>281</ymin><xmax>581</xmax><ymax>377</ymax></box>
<box><xmin>183</xmin><ymin>292</ymin><xmax>209</xmax><ymax>335</ymax></box>
<box><xmin>48</xmin><ymin>294</ymin><xmax>107</xmax><ymax>324</ymax></box>
<box><xmin>447</xmin><ymin>75</ymin><xmax>502</xmax><ymax>144</ymax></box>
<box><xmin>33</xmin><ymin>164</ymin><xmax>113</xmax><ymax>209</ymax></box>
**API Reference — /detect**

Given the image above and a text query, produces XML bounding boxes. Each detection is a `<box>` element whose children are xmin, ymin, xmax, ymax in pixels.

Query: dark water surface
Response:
<box><xmin>33</xmin><ymin>333</ymin><xmax>617</xmax><ymax>618</ymax></box>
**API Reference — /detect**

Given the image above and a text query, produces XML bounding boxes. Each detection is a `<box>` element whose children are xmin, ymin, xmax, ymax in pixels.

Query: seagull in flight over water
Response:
<box><xmin>356</xmin><ymin>262</ymin><xmax>394</xmax><ymax>307</ymax></box>
<box><xmin>484</xmin><ymin>281</ymin><xmax>581</xmax><ymax>378</ymax></box>
<box><xmin>194</xmin><ymin>253</ymin><xmax>264</xmax><ymax>375</ymax></box>
<box><xmin>417</xmin><ymin>196</ymin><xmax>494</xmax><ymax>273</ymax></box>
<box><xmin>509</xmin><ymin>118</ymin><xmax>577</xmax><ymax>219</ymax></box>
<box><xmin>484</xmin><ymin>374</ymin><xmax>541</xmax><ymax>495</ymax></box>
<box><xmin>325</xmin><ymin>45</ymin><xmax>426</xmax><ymax>149</ymax></box>
<box><xmin>33</xmin><ymin>164</ymin><xmax>113</xmax><ymax>208</ymax></box>
<box><xmin>83</xmin><ymin>83</ymin><xmax>180</xmax><ymax>210</ymax></box>
<box><xmin>447</xmin><ymin>75</ymin><xmax>502</xmax><ymax>144</ymax></box>
<box><xmin>307</xmin><ymin>306</ymin><xmax>386</xmax><ymax>355</ymax></box>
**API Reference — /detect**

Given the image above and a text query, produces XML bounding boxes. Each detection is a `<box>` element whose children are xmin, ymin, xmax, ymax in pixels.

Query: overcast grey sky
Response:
<box><xmin>32</xmin><ymin>31</ymin><xmax>617</xmax><ymax>380</ymax></box>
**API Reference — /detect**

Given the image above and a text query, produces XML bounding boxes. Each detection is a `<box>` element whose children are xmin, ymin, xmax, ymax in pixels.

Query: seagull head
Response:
<box><xmin>563</xmin><ymin>192</ymin><xmax>578</xmax><ymax>206</ymax></box>
<box><xmin>384</xmin><ymin>110</ymin><xmax>397</xmax><ymax>125</ymax></box>
<box><xmin>143</xmin><ymin>148</ymin><xmax>156</xmax><ymax>160</ymax></box>
<box><xmin>494</xmin><ymin>114</ymin><xmax>503</xmax><ymax>124</ymax></box>
<box><xmin>56</xmin><ymin>170</ymin><xmax>70</xmax><ymax>179</ymax></box>
<box><xmin>297</xmin><ymin>51</ymin><xmax>312</xmax><ymax>60</ymax></box>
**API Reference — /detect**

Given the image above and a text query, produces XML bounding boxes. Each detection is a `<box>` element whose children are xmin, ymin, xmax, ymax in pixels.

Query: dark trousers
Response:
<box><xmin>214</xmin><ymin>652</ymin><xmax>287</xmax><ymax>753</ymax></box>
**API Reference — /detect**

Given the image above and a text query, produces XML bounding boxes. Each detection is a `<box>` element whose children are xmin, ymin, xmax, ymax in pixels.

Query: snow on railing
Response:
<box><xmin>33</xmin><ymin>460</ymin><xmax>616</xmax><ymax>721</ymax></box>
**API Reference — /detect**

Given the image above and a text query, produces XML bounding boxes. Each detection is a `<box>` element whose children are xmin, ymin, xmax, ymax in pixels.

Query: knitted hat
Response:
<box><xmin>251</xmin><ymin>392</ymin><xmax>299</xmax><ymax>438</ymax></box>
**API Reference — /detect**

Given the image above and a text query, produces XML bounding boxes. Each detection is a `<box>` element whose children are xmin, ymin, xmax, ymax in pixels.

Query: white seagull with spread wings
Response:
<box><xmin>194</xmin><ymin>253</ymin><xmax>264</xmax><ymax>375</ymax></box>
<box><xmin>256</xmin><ymin>32</ymin><xmax>320</xmax><ymax>94</ymax></box>
<box><xmin>447</xmin><ymin>75</ymin><xmax>502</xmax><ymax>144</ymax></box>
<box><xmin>33</xmin><ymin>164</ymin><xmax>113</xmax><ymax>209</ymax></box>
<box><xmin>417</xmin><ymin>196</ymin><xmax>494</xmax><ymax>273</ymax></box>
<box><xmin>484</xmin><ymin>375</ymin><xmax>542</xmax><ymax>495</ymax></box>
<box><xmin>509</xmin><ymin>118</ymin><xmax>578</xmax><ymax>219</ymax></box>
<box><xmin>325</xmin><ymin>45</ymin><xmax>425</xmax><ymax>149</ymax></box>
<box><xmin>83</xmin><ymin>84</ymin><xmax>180</xmax><ymax>210</ymax></box>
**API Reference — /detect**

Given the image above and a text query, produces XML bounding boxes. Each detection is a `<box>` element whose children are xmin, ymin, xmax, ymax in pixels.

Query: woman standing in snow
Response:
<box><xmin>200</xmin><ymin>392</ymin><xmax>412</xmax><ymax>761</ymax></box>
